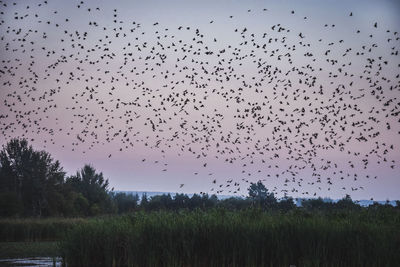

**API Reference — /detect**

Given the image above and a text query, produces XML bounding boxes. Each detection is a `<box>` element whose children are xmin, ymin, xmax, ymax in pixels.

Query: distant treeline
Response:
<box><xmin>1</xmin><ymin>138</ymin><xmax>399</xmax><ymax>217</ymax></box>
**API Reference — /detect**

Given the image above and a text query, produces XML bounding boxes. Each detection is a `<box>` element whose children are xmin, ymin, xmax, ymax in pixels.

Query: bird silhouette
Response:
<box><xmin>0</xmin><ymin>1</ymin><xmax>397</xmax><ymax>199</ymax></box>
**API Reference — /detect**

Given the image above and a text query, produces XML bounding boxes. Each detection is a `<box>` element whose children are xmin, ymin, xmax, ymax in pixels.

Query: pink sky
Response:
<box><xmin>0</xmin><ymin>0</ymin><xmax>399</xmax><ymax>200</ymax></box>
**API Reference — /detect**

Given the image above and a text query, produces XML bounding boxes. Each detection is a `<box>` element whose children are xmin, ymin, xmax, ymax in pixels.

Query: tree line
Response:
<box><xmin>0</xmin><ymin>138</ymin><xmax>398</xmax><ymax>217</ymax></box>
<box><xmin>0</xmin><ymin>138</ymin><xmax>113</xmax><ymax>217</ymax></box>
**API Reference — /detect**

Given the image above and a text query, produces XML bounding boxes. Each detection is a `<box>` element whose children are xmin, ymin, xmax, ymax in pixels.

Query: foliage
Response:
<box><xmin>0</xmin><ymin>138</ymin><xmax>114</xmax><ymax>217</ymax></box>
<box><xmin>65</xmin><ymin>164</ymin><xmax>115</xmax><ymax>216</ymax></box>
<box><xmin>60</xmin><ymin>209</ymin><xmax>400</xmax><ymax>267</ymax></box>
<box><xmin>111</xmin><ymin>192</ymin><xmax>139</xmax><ymax>214</ymax></box>
<box><xmin>0</xmin><ymin>138</ymin><xmax>398</xmax><ymax>219</ymax></box>
<box><xmin>0</xmin><ymin>241</ymin><xmax>59</xmax><ymax>259</ymax></box>
<box><xmin>0</xmin><ymin>138</ymin><xmax>65</xmax><ymax>217</ymax></box>
<box><xmin>0</xmin><ymin>217</ymin><xmax>87</xmax><ymax>242</ymax></box>
<box><xmin>0</xmin><ymin>191</ymin><xmax>23</xmax><ymax>217</ymax></box>
<box><xmin>247</xmin><ymin>181</ymin><xmax>277</xmax><ymax>208</ymax></box>
<box><xmin>276</xmin><ymin>195</ymin><xmax>296</xmax><ymax>211</ymax></box>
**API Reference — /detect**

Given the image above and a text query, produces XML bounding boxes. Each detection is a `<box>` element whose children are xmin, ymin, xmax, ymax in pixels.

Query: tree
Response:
<box><xmin>301</xmin><ymin>197</ymin><xmax>330</xmax><ymax>210</ymax></box>
<box><xmin>140</xmin><ymin>193</ymin><xmax>149</xmax><ymax>209</ymax></box>
<box><xmin>173</xmin><ymin>193</ymin><xmax>190</xmax><ymax>209</ymax></box>
<box><xmin>188</xmin><ymin>194</ymin><xmax>203</xmax><ymax>210</ymax></box>
<box><xmin>335</xmin><ymin>194</ymin><xmax>359</xmax><ymax>210</ymax></box>
<box><xmin>0</xmin><ymin>191</ymin><xmax>23</xmax><ymax>217</ymax></box>
<box><xmin>277</xmin><ymin>195</ymin><xmax>296</xmax><ymax>211</ymax></box>
<box><xmin>0</xmin><ymin>138</ymin><xmax>65</xmax><ymax>217</ymax></box>
<box><xmin>65</xmin><ymin>164</ymin><xmax>114</xmax><ymax>215</ymax></box>
<box><xmin>147</xmin><ymin>194</ymin><xmax>173</xmax><ymax>210</ymax></box>
<box><xmin>201</xmin><ymin>194</ymin><xmax>218</xmax><ymax>209</ymax></box>
<box><xmin>219</xmin><ymin>197</ymin><xmax>250</xmax><ymax>210</ymax></box>
<box><xmin>247</xmin><ymin>181</ymin><xmax>277</xmax><ymax>208</ymax></box>
<box><xmin>112</xmin><ymin>192</ymin><xmax>139</xmax><ymax>214</ymax></box>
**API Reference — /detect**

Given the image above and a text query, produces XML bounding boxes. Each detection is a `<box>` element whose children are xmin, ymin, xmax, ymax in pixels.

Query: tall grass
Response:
<box><xmin>0</xmin><ymin>241</ymin><xmax>59</xmax><ymax>259</ymax></box>
<box><xmin>0</xmin><ymin>218</ymin><xmax>87</xmax><ymax>242</ymax></box>
<box><xmin>61</xmin><ymin>209</ymin><xmax>400</xmax><ymax>267</ymax></box>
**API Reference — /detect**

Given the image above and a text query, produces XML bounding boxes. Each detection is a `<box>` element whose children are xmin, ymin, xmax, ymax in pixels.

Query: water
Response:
<box><xmin>0</xmin><ymin>257</ymin><xmax>61</xmax><ymax>267</ymax></box>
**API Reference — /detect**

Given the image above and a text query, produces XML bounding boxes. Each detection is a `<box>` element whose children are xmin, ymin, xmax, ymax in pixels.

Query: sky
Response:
<box><xmin>0</xmin><ymin>0</ymin><xmax>399</xmax><ymax>200</ymax></box>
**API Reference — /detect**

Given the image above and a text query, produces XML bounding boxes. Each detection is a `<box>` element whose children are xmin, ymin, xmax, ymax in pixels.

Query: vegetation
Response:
<box><xmin>0</xmin><ymin>242</ymin><xmax>59</xmax><ymax>259</ymax></box>
<box><xmin>1</xmin><ymin>138</ymin><xmax>399</xmax><ymax>265</ymax></box>
<box><xmin>1</xmin><ymin>138</ymin><xmax>398</xmax><ymax>218</ymax></box>
<box><xmin>0</xmin><ymin>138</ymin><xmax>115</xmax><ymax>217</ymax></box>
<box><xmin>0</xmin><ymin>218</ymin><xmax>86</xmax><ymax>242</ymax></box>
<box><xmin>60</xmin><ymin>209</ymin><xmax>400</xmax><ymax>267</ymax></box>
<box><xmin>0</xmin><ymin>203</ymin><xmax>398</xmax><ymax>265</ymax></box>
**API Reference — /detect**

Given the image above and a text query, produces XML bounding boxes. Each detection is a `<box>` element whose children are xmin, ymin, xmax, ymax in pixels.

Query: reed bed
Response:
<box><xmin>0</xmin><ymin>218</ymin><xmax>87</xmax><ymax>242</ymax></box>
<box><xmin>0</xmin><ymin>241</ymin><xmax>59</xmax><ymax>259</ymax></box>
<box><xmin>60</xmin><ymin>209</ymin><xmax>400</xmax><ymax>267</ymax></box>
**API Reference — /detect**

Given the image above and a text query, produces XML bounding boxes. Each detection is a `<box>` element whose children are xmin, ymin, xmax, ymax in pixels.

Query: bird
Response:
<box><xmin>0</xmin><ymin>0</ymin><xmax>397</xmax><ymax>200</ymax></box>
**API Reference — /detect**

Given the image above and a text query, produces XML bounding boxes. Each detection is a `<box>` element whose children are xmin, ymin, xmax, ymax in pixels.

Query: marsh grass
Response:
<box><xmin>0</xmin><ymin>241</ymin><xmax>59</xmax><ymax>259</ymax></box>
<box><xmin>61</xmin><ymin>209</ymin><xmax>400</xmax><ymax>267</ymax></box>
<box><xmin>0</xmin><ymin>218</ymin><xmax>86</xmax><ymax>242</ymax></box>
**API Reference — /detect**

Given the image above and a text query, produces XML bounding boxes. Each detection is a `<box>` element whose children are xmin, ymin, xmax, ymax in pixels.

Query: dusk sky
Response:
<box><xmin>1</xmin><ymin>0</ymin><xmax>399</xmax><ymax>200</ymax></box>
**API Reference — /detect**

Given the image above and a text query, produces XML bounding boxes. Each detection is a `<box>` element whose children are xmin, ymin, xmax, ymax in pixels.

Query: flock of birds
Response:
<box><xmin>0</xmin><ymin>0</ymin><xmax>399</xmax><ymax>198</ymax></box>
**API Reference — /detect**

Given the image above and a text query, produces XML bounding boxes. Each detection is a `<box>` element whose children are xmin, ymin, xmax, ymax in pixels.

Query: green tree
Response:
<box><xmin>62</xmin><ymin>191</ymin><xmax>90</xmax><ymax>216</ymax></box>
<box><xmin>112</xmin><ymin>192</ymin><xmax>139</xmax><ymax>214</ymax></box>
<box><xmin>65</xmin><ymin>164</ymin><xmax>114</xmax><ymax>215</ymax></box>
<box><xmin>247</xmin><ymin>181</ymin><xmax>277</xmax><ymax>208</ymax></box>
<box><xmin>202</xmin><ymin>194</ymin><xmax>218</xmax><ymax>209</ymax></box>
<box><xmin>140</xmin><ymin>193</ymin><xmax>149</xmax><ymax>209</ymax></box>
<box><xmin>173</xmin><ymin>193</ymin><xmax>190</xmax><ymax>210</ymax></box>
<box><xmin>189</xmin><ymin>194</ymin><xmax>203</xmax><ymax>210</ymax></box>
<box><xmin>335</xmin><ymin>194</ymin><xmax>359</xmax><ymax>210</ymax></box>
<box><xmin>0</xmin><ymin>191</ymin><xmax>23</xmax><ymax>217</ymax></box>
<box><xmin>301</xmin><ymin>197</ymin><xmax>331</xmax><ymax>210</ymax></box>
<box><xmin>277</xmin><ymin>195</ymin><xmax>296</xmax><ymax>211</ymax></box>
<box><xmin>147</xmin><ymin>194</ymin><xmax>173</xmax><ymax>210</ymax></box>
<box><xmin>0</xmin><ymin>138</ymin><xmax>65</xmax><ymax>217</ymax></box>
<box><xmin>219</xmin><ymin>197</ymin><xmax>250</xmax><ymax>210</ymax></box>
